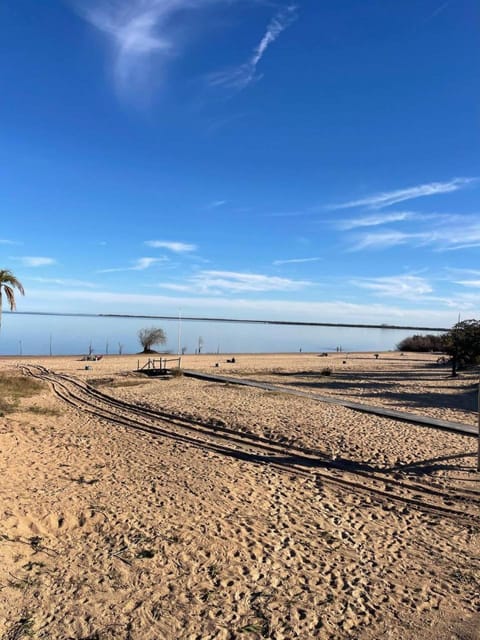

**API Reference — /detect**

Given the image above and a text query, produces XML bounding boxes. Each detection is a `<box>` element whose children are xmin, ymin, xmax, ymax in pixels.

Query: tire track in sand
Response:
<box><xmin>20</xmin><ymin>364</ymin><xmax>480</xmax><ymax>525</ymax></box>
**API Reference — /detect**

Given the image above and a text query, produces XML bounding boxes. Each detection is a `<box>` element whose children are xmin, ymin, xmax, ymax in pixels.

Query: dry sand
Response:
<box><xmin>0</xmin><ymin>351</ymin><xmax>479</xmax><ymax>639</ymax></box>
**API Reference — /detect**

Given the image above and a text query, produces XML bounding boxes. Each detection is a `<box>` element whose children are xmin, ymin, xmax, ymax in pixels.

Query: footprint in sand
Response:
<box><xmin>3</xmin><ymin>509</ymin><xmax>104</xmax><ymax>538</ymax></box>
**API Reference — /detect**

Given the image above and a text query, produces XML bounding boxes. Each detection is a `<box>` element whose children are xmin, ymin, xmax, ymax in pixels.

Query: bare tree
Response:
<box><xmin>138</xmin><ymin>327</ymin><xmax>167</xmax><ymax>353</ymax></box>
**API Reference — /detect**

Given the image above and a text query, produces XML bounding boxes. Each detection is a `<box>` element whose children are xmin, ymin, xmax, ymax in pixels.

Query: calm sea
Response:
<box><xmin>0</xmin><ymin>313</ymin><xmax>443</xmax><ymax>356</ymax></box>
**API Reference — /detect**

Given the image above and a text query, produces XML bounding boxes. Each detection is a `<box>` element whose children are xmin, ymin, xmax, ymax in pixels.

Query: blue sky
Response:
<box><xmin>1</xmin><ymin>0</ymin><xmax>479</xmax><ymax>328</ymax></box>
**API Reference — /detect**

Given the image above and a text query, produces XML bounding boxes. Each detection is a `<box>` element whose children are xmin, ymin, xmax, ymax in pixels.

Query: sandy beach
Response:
<box><xmin>1</xmin><ymin>351</ymin><xmax>479</xmax><ymax>639</ymax></box>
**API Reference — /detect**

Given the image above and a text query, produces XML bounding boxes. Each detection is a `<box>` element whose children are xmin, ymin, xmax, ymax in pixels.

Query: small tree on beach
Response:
<box><xmin>138</xmin><ymin>327</ymin><xmax>167</xmax><ymax>353</ymax></box>
<box><xmin>0</xmin><ymin>269</ymin><xmax>25</xmax><ymax>330</ymax></box>
<box><xmin>441</xmin><ymin>319</ymin><xmax>480</xmax><ymax>376</ymax></box>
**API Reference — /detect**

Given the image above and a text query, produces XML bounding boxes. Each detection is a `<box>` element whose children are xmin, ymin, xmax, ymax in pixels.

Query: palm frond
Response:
<box><xmin>0</xmin><ymin>270</ymin><xmax>25</xmax><ymax>296</ymax></box>
<box><xmin>4</xmin><ymin>285</ymin><xmax>16</xmax><ymax>311</ymax></box>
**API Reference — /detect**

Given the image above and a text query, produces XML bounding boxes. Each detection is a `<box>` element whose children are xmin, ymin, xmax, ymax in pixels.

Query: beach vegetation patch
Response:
<box><xmin>238</xmin><ymin>623</ymin><xmax>264</xmax><ymax>634</ymax></box>
<box><xmin>396</xmin><ymin>333</ymin><xmax>444</xmax><ymax>352</ymax></box>
<box><xmin>26</xmin><ymin>405</ymin><xmax>62</xmax><ymax>416</ymax></box>
<box><xmin>87</xmin><ymin>377</ymin><xmax>148</xmax><ymax>388</ymax></box>
<box><xmin>0</xmin><ymin>373</ymin><xmax>44</xmax><ymax>414</ymax></box>
<box><xmin>3</xmin><ymin>614</ymin><xmax>35</xmax><ymax>639</ymax></box>
<box><xmin>207</xmin><ymin>564</ymin><xmax>218</xmax><ymax>579</ymax></box>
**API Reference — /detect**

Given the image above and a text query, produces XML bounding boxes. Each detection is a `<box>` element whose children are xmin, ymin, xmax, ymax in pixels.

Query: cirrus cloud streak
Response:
<box><xmin>145</xmin><ymin>240</ymin><xmax>197</xmax><ymax>252</ymax></box>
<box><xmin>159</xmin><ymin>269</ymin><xmax>311</xmax><ymax>294</ymax></box>
<box><xmin>207</xmin><ymin>4</ymin><xmax>297</xmax><ymax>91</ymax></box>
<box><xmin>330</xmin><ymin>177</ymin><xmax>477</xmax><ymax>210</ymax></box>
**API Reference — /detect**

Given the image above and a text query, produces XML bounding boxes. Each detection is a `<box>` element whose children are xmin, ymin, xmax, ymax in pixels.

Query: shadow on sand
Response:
<box><xmin>268</xmin><ymin>369</ymin><xmax>478</xmax><ymax>414</ymax></box>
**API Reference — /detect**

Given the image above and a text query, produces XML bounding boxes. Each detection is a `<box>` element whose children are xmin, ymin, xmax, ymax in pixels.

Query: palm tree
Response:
<box><xmin>0</xmin><ymin>269</ymin><xmax>25</xmax><ymax>329</ymax></box>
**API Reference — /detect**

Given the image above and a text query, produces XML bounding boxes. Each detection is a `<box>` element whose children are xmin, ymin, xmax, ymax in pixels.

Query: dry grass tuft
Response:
<box><xmin>3</xmin><ymin>614</ymin><xmax>35</xmax><ymax>639</ymax></box>
<box><xmin>26</xmin><ymin>406</ymin><xmax>62</xmax><ymax>417</ymax></box>
<box><xmin>0</xmin><ymin>373</ymin><xmax>44</xmax><ymax>415</ymax></box>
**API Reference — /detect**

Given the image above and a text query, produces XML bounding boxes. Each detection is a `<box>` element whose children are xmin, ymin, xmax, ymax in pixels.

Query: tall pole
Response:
<box><xmin>49</xmin><ymin>334</ymin><xmax>52</xmax><ymax>356</ymax></box>
<box><xmin>177</xmin><ymin>309</ymin><xmax>181</xmax><ymax>356</ymax></box>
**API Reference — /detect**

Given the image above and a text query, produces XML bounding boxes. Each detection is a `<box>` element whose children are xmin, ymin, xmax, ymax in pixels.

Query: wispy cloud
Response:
<box><xmin>349</xmin><ymin>231</ymin><xmax>422</xmax><ymax>251</ymax></box>
<box><xmin>14</xmin><ymin>256</ymin><xmax>56</xmax><ymax>267</ymax></box>
<box><xmin>273</xmin><ymin>257</ymin><xmax>321</xmax><ymax>266</ymax></box>
<box><xmin>454</xmin><ymin>279</ymin><xmax>480</xmax><ymax>288</ymax></box>
<box><xmin>29</xmin><ymin>277</ymin><xmax>98</xmax><ymax>288</ymax></box>
<box><xmin>132</xmin><ymin>257</ymin><xmax>165</xmax><ymax>270</ymax></box>
<box><xmin>145</xmin><ymin>240</ymin><xmax>197</xmax><ymax>252</ymax></box>
<box><xmin>0</xmin><ymin>238</ymin><xmax>19</xmax><ymax>245</ymax></box>
<box><xmin>78</xmin><ymin>1</ymin><xmax>297</xmax><ymax>98</ymax></box>
<box><xmin>350</xmin><ymin>216</ymin><xmax>480</xmax><ymax>251</ymax></box>
<box><xmin>78</xmin><ymin>0</ymin><xmax>174</xmax><ymax>94</ymax></box>
<box><xmin>78</xmin><ymin>0</ymin><xmax>232</xmax><ymax>97</ymax></box>
<box><xmin>206</xmin><ymin>200</ymin><xmax>227</xmax><ymax>209</ymax></box>
<box><xmin>99</xmin><ymin>257</ymin><xmax>167</xmax><ymax>273</ymax></box>
<box><xmin>160</xmin><ymin>269</ymin><xmax>311</xmax><ymax>294</ymax></box>
<box><xmin>337</xmin><ymin>211</ymin><xmax>414</xmax><ymax>230</ymax></box>
<box><xmin>207</xmin><ymin>4</ymin><xmax>297</xmax><ymax>91</ymax></box>
<box><xmin>446</xmin><ymin>267</ymin><xmax>480</xmax><ymax>278</ymax></box>
<box><xmin>329</xmin><ymin>177</ymin><xmax>477</xmax><ymax>210</ymax></box>
<box><xmin>425</xmin><ymin>1</ymin><xmax>450</xmax><ymax>21</ymax></box>
<box><xmin>353</xmin><ymin>275</ymin><xmax>433</xmax><ymax>299</ymax></box>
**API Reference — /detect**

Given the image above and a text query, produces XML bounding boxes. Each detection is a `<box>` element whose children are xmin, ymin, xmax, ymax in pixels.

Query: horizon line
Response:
<box><xmin>5</xmin><ymin>310</ymin><xmax>450</xmax><ymax>332</ymax></box>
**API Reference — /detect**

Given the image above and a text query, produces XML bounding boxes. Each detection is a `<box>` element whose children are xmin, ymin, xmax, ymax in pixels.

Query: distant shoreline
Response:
<box><xmin>0</xmin><ymin>349</ymin><xmax>426</xmax><ymax>360</ymax></box>
<box><xmin>6</xmin><ymin>310</ymin><xmax>449</xmax><ymax>332</ymax></box>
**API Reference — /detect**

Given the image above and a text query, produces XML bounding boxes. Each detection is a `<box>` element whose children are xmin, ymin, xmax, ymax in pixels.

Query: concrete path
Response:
<box><xmin>183</xmin><ymin>370</ymin><xmax>478</xmax><ymax>438</ymax></box>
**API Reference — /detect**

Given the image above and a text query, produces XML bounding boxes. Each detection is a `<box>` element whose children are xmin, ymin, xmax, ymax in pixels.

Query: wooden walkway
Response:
<box><xmin>183</xmin><ymin>370</ymin><xmax>478</xmax><ymax>438</ymax></box>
